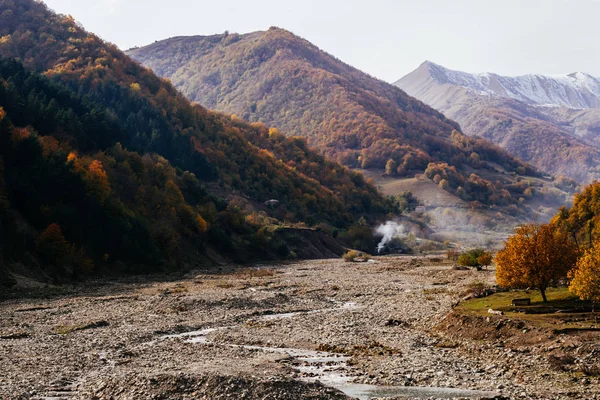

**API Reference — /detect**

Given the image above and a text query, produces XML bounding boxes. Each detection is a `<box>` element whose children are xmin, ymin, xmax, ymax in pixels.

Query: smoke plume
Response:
<box><xmin>375</xmin><ymin>221</ymin><xmax>406</xmax><ymax>253</ymax></box>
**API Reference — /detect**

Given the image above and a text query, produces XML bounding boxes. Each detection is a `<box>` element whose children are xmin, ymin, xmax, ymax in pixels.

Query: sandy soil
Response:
<box><xmin>1</xmin><ymin>256</ymin><xmax>599</xmax><ymax>399</ymax></box>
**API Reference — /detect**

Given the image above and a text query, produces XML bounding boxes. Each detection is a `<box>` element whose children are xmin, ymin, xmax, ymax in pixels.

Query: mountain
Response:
<box><xmin>406</xmin><ymin>61</ymin><xmax>600</xmax><ymax>109</ymax></box>
<box><xmin>126</xmin><ymin>30</ymin><xmax>461</xmax><ymax>168</ymax></box>
<box><xmin>126</xmin><ymin>29</ymin><xmax>569</xmax><ymax>216</ymax></box>
<box><xmin>0</xmin><ymin>0</ymin><xmax>394</xmax><ymax>286</ymax></box>
<box><xmin>396</xmin><ymin>61</ymin><xmax>600</xmax><ymax>182</ymax></box>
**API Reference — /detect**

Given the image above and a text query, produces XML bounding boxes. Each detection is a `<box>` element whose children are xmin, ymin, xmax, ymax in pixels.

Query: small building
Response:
<box><xmin>512</xmin><ymin>298</ymin><xmax>531</xmax><ymax>306</ymax></box>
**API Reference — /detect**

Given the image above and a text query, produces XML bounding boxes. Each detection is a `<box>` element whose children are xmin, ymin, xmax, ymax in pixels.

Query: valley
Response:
<box><xmin>2</xmin><ymin>256</ymin><xmax>599</xmax><ymax>399</ymax></box>
<box><xmin>2</xmin><ymin>1</ymin><xmax>600</xmax><ymax>399</ymax></box>
<box><xmin>361</xmin><ymin>169</ymin><xmax>571</xmax><ymax>248</ymax></box>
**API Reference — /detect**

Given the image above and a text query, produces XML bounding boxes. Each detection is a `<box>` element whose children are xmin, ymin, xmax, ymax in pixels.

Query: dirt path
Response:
<box><xmin>0</xmin><ymin>256</ymin><xmax>598</xmax><ymax>399</ymax></box>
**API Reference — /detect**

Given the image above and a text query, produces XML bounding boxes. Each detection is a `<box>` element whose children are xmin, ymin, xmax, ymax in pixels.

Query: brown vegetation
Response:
<box><xmin>127</xmin><ymin>29</ymin><xmax>545</xmax><ymax>208</ymax></box>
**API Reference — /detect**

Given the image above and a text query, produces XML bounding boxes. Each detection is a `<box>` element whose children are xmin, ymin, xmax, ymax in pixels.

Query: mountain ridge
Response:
<box><xmin>409</xmin><ymin>61</ymin><xmax>600</xmax><ymax>109</ymax></box>
<box><xmin>396</xmin><ymin>61</ymin><xmax>600</xmax><ymax>182</ymax></box>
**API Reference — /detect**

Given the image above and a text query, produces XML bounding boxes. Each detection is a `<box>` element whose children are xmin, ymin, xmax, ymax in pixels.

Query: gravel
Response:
<box><xmin>0</xmin><ymin>256</ymin><xmax>599</xmax><ymax>399</ymax></box>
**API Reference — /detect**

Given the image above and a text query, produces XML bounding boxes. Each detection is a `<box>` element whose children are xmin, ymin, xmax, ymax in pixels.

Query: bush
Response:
<box><xmin>457</xmin><ymin>248</ymin><xmax>492</xmax><ymax>270</ymax></box>
<box><xmin>477</xmin><ymin>252</ymin><xmax>493</xmax><ymax>268</ymax></box>
<box><xmin>235</xmin><ymin>268</ymin><xmax>276</xmax><ymax>277</ymax></box>
<box><xmin>343</xmin><ymin>250</ymin><xmax>371</xmax><ymax>262</ymax></box>
<box><xmin>343</xmin><ymin>250</ymin><xmax>359</xmax><ymax>262</ymax></box>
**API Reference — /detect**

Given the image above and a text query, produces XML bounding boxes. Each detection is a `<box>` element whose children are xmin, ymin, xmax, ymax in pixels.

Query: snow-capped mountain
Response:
<box><xmin>402</xmin><ymin>61</ymin><xmax>600</xmax><ymax>109</ymax></box>
<box><xmin>395</xmin><ymin>62</ymin><xmax>600</xmax><ymax>183</ymax></box>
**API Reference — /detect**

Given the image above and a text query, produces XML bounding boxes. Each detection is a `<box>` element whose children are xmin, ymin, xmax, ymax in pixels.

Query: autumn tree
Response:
<box><xmin>86</xmin><ymin>160</ymin><xmax>111</xmax><ymax>204</ymax></box>
<box><xmin>196</xmin><ymin>214</ymin><xmax>208</xmax><ymax>233</ymax></box>
<box><xmin>568</xmin><ymin>242</ymin><xmax>600</xmax><ymax>308</ymax></box>
<box><xmin>551</xmin><ymin>205</ymin><xmax>579</xmax><ymax>248</ymax></box>
<box><xmin>385</xmin><ymin>159</ymin><xmax>397</xmax><ymax>176</ymax></box>
<box><xmin>495</xmin><ymin>223</ymin><xmax>579</xmax><ymax>302</ymax></box>
<box><xmin>37</xmin><ymin>223</ymin><xmax>70</xmax><ymax>264</ymax></box>
<box><xmin>457</xmin><ymin>248</ymin><xmax>491</xmax><ymax>270</ymax></box>
<box><xmin>477</xmin><ymin>252</ymin><xmax>493</xmax><ymax>269</ymax></box>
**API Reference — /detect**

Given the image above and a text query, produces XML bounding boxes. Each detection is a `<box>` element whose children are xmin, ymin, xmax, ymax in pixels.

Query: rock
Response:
<box><xmin>385</xmin><ymin>319</ymin><xmax>404</xmax><ymax>327</ymax></box>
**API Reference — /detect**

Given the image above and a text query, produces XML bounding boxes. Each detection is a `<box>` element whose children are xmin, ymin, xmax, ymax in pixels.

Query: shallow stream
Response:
<box><xmin>158</xmin><ymin>302</ymin><xmax>499</xmax><ymax>399</ymax></box>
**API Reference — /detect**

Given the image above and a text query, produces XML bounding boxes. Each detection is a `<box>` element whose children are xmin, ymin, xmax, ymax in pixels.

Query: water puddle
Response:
<box><xmin>157</xmin><ymin>302</ymin><xmax>500</xmax><ymax>399</ymax></box>
<box><xmin>339</xmin><ymin>384</ymin><xmax>499</xmax><ymax>399</ymax></box>
<box><xmin>160</xmin><ymin>327</ymin><xmax>226</xmax><ymax>344</ymax></box>
<box><xmin>258</xmin><ymin>301</ymin><xmax>358</xmax><ymax>321</ymax></box>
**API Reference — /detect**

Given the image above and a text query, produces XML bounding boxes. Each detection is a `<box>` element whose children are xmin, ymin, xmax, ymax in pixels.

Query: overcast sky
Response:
<box><xmin>42</xmin><ymin>0</ymin><xmax>600</xmax><ymax>82</ymax></box>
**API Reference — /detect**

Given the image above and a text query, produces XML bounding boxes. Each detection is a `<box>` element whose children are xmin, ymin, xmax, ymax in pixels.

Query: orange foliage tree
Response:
<box><xmin>86</xmin><ymin>160</ymin><xmax>111</xmax><ymax>204</ymax></box>
<box><xmin>568</xmin><ymin>242</ymin><xmax>600</xmax><ymax>307</ymax></box>
<box><xmin>477</xmin><ymin>252</ymin><xmax>493</xmax><ymax>269</ymax></box>
<box><xmin>37</xmin><ymin>223</ymin><xmax>70</xmax><ymax>264</ymax></box>
<box><xmin>495</xmin><ymin>223</ymin><xmax>579</xmax><ymax>302</ymax></box>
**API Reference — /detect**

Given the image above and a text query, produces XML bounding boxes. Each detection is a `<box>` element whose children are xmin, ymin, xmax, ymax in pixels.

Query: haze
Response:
<box><xmin>42</xmin><ymin>0</ymin><xmax>600</xmax><ymax>82</ymax></box>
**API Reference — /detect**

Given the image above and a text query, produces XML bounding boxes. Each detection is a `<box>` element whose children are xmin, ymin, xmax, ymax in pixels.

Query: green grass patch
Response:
<box><xmin>456</xmin><ymin>287</ymin><xmax>598</xmax><ymax>330</ymax></box>
<box><xmin>458</xmin><ymin>287</ymin><xmax>579</xmax><ymax>314</ymax></box>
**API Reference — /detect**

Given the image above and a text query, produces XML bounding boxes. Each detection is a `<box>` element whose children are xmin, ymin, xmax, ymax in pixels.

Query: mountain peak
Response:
<box><xmin>419</xmin><ymin>60</ymin><xmax>447</xmax><ymax>74</ymax></box>
<box><xmin>402</xmin><ymin>62</ymin><xmax>600</xmax><ymax>109</ymax></box>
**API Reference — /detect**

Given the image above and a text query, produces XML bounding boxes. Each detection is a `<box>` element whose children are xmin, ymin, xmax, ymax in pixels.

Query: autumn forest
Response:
<box><xmin>0</xmin><ymin>0</ymin><xmax>394</xmax><ymax>284</ymax></box>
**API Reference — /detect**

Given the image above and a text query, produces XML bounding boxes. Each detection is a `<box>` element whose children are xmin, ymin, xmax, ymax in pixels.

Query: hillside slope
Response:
<box><xmin>127</xmin><ymin>29</ymin><xmax>562</xmax><ymax>211</ymax></box>
<box><xmin>0</xmin><ymin>0</ymin><xmax>394</xmax><ymax>285</ymax></box>
<box><xmin>396</xmin><ymin>61</ymin><xmax>600</xmax><ymax>182</ymax></box>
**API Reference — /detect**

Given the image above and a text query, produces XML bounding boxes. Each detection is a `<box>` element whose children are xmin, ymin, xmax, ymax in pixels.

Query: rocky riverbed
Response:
<box><xmin>1</xmin><ymin>256</ymin><xmax>599</xmax><ymax>399</ymax></box>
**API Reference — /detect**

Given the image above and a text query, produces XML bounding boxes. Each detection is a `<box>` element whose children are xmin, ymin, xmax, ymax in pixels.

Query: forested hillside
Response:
<box><xmin>0</xmin><ymin>0</ymin><xmax>393</xmax><ymax>285</ymax></box>
<box><xmin>127</xmin><ymin>29</ymin><xmax>553</xmax><ymax>208</ymax></box>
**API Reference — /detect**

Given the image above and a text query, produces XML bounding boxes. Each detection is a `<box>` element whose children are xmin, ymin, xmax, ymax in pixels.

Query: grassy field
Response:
<box><xmin>360</xmin><ymin>170</ymin><xmax>465</xmax><ymax>207</ymax></box>
<box><xmin>457</xmin><ymin>287</ymin><xmax>599</xmax><ymax>330</ymax></box>
<box><xmin>459</xmin><ymin>287</ymin><xmax>578</xmax><ymax>313</ymax></box>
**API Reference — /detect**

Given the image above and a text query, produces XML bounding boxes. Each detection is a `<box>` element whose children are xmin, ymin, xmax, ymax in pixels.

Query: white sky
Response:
<box><xmin>42</xmin><ymin>0</ymin><xmax>600</xmax><ymax>82</ymax></box>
